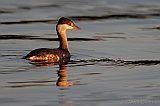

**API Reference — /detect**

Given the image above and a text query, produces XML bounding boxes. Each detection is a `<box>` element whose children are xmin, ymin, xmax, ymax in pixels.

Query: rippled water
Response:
<box><xmin>0</xmin><ymin>0</ymin><xmax>160</xmax><ymax>106</ymax></box>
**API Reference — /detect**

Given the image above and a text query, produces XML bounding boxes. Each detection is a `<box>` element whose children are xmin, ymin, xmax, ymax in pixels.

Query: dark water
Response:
<box><xmin>0</xmin><ymin>0</ymin><xmax>160</xmax><ymax>106</ymax></box>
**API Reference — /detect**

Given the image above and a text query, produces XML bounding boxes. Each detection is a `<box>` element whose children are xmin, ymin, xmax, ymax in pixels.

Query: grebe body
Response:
<box><xmin>24</xmin><ymin>17</ymin><xmax>80</xmax><ymax>62</ymax></box>
<box><xmin>24</xmin><ymin>48</ymin><xmax>70</xmax><ymax>62</ymax></box>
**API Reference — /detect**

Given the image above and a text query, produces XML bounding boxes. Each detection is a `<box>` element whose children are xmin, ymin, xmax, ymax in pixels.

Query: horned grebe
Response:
<box><xmin>24</xmin><ymin>17</ymin><xmax>80</xmax><ymax>62</ymax></box>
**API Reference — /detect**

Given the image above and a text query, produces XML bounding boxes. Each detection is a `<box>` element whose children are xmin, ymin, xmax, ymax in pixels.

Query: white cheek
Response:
<box><xmin>63</xmin><ymin>24</ymin><xmax>74</xmax><ymax>29</ymax></box>
<box><xmin>58</xmin><ymin>24</ymin><xmax>73</xmax><ymax>30</ymax></box>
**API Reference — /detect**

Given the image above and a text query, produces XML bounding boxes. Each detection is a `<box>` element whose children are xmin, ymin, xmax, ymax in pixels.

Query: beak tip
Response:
<box><xmin>72</xmin><ymin>23</ymin><xmax>80</xmax><ymax>30</ymax></box>
<box><xmin>75</xmin><ymin>26</ymin><xmax>80</xmax><ymax>30</ymax></box>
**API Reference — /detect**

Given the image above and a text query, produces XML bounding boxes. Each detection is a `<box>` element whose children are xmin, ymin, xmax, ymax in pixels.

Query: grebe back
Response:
<box><xmin>24</xmin><ymin>17</ymin><xmax>80</xmax><ymax>62</ymax></box>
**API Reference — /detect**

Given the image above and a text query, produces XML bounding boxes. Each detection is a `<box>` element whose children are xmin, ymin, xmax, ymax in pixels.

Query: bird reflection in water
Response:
<box><xmin>29</xmin><ymin>59</ymin><xmax>73</xmax><ymax>87</ymax></box>
<box><xmin>56</xmin><ymin>64</ymin><xmax>72</xmax><ymax>87</ymax></box>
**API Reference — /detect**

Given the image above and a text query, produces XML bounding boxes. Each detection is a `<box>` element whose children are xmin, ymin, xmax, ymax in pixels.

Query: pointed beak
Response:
<box><xmin>73</xmin><ymin>24</ymin><xmax>80</xmax><ymax>30</ymax></box>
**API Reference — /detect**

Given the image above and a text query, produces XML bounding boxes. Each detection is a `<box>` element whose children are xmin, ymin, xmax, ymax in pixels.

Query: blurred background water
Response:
<box><xmin>0</xmin><ymin>0</ymin><xmax>160</xmax><ymax>106</ymax></box>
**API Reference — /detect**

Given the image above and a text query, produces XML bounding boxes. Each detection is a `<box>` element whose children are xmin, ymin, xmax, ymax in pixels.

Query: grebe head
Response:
<box><xmin>57</xmin><ymin>17</ymin><xmax>80</xmax><ymax>31</ymax></box>
<box><xmin>56</xmin><ymin>17</ymin><xmax>80</xmax><ymax>50</ymax></box>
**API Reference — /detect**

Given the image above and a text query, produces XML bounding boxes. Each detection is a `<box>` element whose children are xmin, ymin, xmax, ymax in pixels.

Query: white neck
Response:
<box><xmin>56</xmin><ymin>25</ymin><xmax>69</xmax><ymax>50</ymax></box>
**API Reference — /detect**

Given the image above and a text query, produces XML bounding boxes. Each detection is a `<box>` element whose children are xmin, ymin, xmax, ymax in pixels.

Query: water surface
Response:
<box><xmin>0</xmin><ymin>0</ymin><xmax>160</xmax><ymax>106</ymax></box>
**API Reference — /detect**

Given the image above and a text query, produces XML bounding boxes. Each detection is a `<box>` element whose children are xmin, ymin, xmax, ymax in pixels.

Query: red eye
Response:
<box><xmin>69</xmin><ymin>21</ymin><xmax>74</xmax><ymax>26</ymax></box>
<box><xmin>68</xmin><ymin>22</ymin><xmax>72</xmax><ymax>26</ymax></box>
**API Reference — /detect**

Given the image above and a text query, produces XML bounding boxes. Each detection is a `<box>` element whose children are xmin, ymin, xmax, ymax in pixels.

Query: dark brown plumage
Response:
<box><xmin>57</xmin><ymin>17</ymin><xmax>80</xmax><ymax>29</ymax></box>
